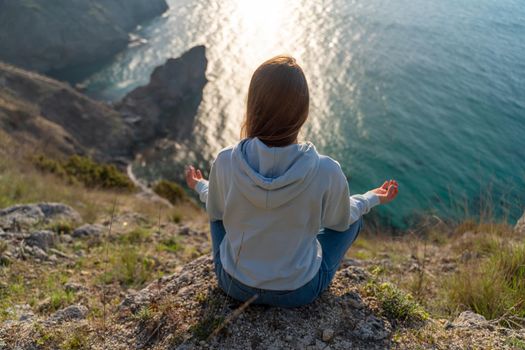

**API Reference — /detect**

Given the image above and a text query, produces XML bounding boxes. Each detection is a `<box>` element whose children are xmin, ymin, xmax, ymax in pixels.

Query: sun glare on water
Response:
<box><xmin>232</xmin><ymin>0</ymin><xmax>303</xmax><ymax>67</ymax></box>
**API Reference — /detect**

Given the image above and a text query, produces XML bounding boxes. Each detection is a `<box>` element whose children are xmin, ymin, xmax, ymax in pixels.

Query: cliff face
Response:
<box><xmin>0</xmin><ymin>0</ymin><xmax>168</xmax><ymax>74</ymax></box>
<box><xmin>117</xmin><ymin>45</ymin><xmax>208</xmax><ymax>145</ymax></box>
<box><xmin>0</xmin><ymin>45</ymin><xmax>208</xmax><ymax>164</ymax></box>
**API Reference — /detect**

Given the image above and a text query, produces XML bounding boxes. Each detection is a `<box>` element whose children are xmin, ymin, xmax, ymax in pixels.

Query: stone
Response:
<box><xmin>321</xmin><ymin>328</ymin><xmax>334</xmax><ymax>342</ymax></box>
<box><xmin>61</xmin><ymin>234</ymin><xmax>73</xmax><ymax>243</ymax></box>
<box><xmin>5</xmin><ymin>304</ymin><xmax>35</xmax><ymax>323</ymax></box>
<box><xmin>515</xmin><ymin>211</ymin><xmax>525</xmax><ymax>235</ymax></box>
<box><xmin>31</xmin><ymin>246</ymin><xmax>49</xmax><ymax>260</ymax></box>
<box><xmin>47</xmin><ymin>304</ymin><xmax>88</xmax><ymax>324</ymax></box>
<box><xmin>72</xmin><ymin>224</ymin><xmax>104</xmax><ymax>238</ymax></box>
<box><xmin>353</xmin><ymin>315</ymin><xmax>391</xmax><ymax>341</ymax></box>
<box><xmin>0</xmin><ymin>203</ymin><xmax>80</xmax><ymax>231</ymax></box>
<box><xmin>25</xmin><ymin>230</ymin><xmax>56</xmax><ymax>251</ymax></box>
<box><xmin>64</xmin><ymin>282</ymin><xmax>85</xmax><ymax>293</ymax></box>
<box><xmin>453</xmin><ymin>311</ymin><xmax>487</xmax><ymax>328</ymax></box>
<box><xmin>344</xmin><ymin>291</ymin><xmax>365</xmax><ymax>309</ymax></box>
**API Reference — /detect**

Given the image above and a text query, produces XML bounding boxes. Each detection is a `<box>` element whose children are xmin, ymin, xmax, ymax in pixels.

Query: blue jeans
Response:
<box><xmin>209</xmin><ymin>218</ymin><xmax>363</xmax><ymax>308</ymax></box>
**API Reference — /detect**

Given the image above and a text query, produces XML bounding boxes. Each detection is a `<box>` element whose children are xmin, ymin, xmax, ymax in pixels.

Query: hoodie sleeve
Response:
<box><xmin>322</xmin><ymin>167</ymin><xmax>380</xmax><ymax>231</ymax></box>
<box><xmin>194</xmin><ymin>159</ymin><xmax>224</xmax><ymax>221</ymax></box>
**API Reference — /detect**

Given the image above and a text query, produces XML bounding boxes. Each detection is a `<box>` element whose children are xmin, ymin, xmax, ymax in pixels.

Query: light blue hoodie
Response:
<box><xmin>195</xmin><ymin>137</ymin><xmax>379</xmax><ymax>290</ymax></box>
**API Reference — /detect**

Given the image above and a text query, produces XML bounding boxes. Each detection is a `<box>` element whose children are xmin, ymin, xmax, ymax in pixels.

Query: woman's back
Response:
<box><xmin>196</xmin><ymin>136</ymin><xmax>377</xmax><ymax>290</ymax></box>
<box><xmin>186</xmin><ymin>55</ymin><xmax>398</xmax><ymax>306</ymax></box>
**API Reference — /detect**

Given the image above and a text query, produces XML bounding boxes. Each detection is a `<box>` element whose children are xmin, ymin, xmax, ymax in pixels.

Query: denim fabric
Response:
<box><xmin>209</xmin><ymin>218</ymin><xmax>363</xmax><ymax>308</ymax></box>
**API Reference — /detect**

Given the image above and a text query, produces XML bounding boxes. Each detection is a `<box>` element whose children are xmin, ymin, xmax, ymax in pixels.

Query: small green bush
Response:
<box><xmin>34</xmin><ymin>155</ymin><xmax>135</xmax><ymax>191</ymax></box>
<box><xmin>152</xmin><ymin>180</ymin><xmax>186</xmax><ymax>205</ymax></box>
<box><xmin>365</xmin><ymin>272</ymin><xmax>429</xmax><ymax>324</ymax></box>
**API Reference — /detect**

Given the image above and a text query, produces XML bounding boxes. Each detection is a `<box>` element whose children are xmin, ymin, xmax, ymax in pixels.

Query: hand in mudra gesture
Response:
<box><xmin>371</xmin><ymin>179</ymin><xmax>399</xmax><ymax>204</ymax></box>
<box><xmin>185</xmin><ymin>165</ymin><xmax>206</xmax><ymax>190</ymax></box>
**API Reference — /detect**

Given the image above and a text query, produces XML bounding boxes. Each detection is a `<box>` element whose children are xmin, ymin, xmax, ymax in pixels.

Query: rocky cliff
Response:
<box><xmin>117</xmin><ymin>45</ymin><xmax>208</xmax><ymax>146</ymax></box>
<box><xmin>0</xmin><ymin>45</ymin><xmax>207</xmax><ymax>164</ymax></box>
<box><xmin>0</xmin><ymin>0</ymin><xmax>168</xmax><ymax>74</ymax></box>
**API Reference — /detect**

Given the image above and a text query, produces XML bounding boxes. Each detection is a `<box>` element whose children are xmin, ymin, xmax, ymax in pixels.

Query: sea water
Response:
<box><xmin>77</xmin><ymin>0</ymin><xmax>525</xmax><ymax>227</ymax></box>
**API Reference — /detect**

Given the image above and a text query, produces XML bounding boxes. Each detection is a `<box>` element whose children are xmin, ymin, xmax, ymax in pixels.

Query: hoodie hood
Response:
<box><xmin>231</xmin><ymin>137</ymin><xmax>320</xmax><ymax>209</ymax></box>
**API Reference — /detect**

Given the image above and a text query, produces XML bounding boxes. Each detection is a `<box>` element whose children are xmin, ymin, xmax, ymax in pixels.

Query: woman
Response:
<box><xmin>185</xmin><ymin>55</ymin><xmax>398</xmax><ymax>308</ymax></box>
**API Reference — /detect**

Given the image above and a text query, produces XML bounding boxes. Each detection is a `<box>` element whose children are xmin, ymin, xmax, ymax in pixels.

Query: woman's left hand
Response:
<box><xmin>370</xmin><ymin>179</ymin><xmax>399</xmax><ymax>204</ymax></box>
<box><xmin>185</xmin><ymin>165</ymin><xmax>206</xmax><ymax>190</ymax></box>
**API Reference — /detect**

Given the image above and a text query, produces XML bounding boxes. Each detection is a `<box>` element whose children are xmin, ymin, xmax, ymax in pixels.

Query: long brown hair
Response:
<box><xmin>240</xmin><ymin>55</ymin><xmax>309</xmax><ymax>147</ymax></box>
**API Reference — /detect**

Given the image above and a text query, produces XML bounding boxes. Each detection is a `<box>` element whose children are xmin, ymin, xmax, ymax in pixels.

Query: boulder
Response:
<box><xmin>0</xmin><ymin>203</ymin><xmax>81</xmax><ymax>231</ymax></box>
<box><xmin>24</xmin><ymin>230</ymin><xmax>56</xmax><ymax>251</ymax></box>
<box><xmin>72</xmin><ymin>224</ymin><xmax>104</xmax><ymax>238</ymax></box>
<box><xmin>47</xmin><ymin>304</ymin><xmax>88</xmax><ymax>324</ymax></box>
<box><xmin>452</xmin><ymin>311</ymin><xmax>487</xmax><ymax>328</ymax></box>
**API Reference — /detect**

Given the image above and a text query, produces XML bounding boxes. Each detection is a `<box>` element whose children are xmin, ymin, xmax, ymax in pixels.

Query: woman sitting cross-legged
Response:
<box><xmin>185</xmin><ymin>55</ymin><xmax>398</xmax><ymax>308</ymax></box>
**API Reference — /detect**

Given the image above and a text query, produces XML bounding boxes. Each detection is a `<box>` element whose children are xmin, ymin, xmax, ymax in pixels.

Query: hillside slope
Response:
<box><xmin>0</xmin><ymin>45</ymin><xmax>207</xmax><ymax>164</ymax></box>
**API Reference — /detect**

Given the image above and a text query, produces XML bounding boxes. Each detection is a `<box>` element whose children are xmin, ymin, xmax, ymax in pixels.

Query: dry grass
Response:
<box><xmin>349</xmin><ymin>217</ymin><xmax>525</xmax><ymax>327</ymax></box>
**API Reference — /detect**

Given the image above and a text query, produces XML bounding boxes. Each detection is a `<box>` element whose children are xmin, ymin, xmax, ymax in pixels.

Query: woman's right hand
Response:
<box><xmin>185</xmin><ymin>165</ymin><xmax>205</xmax><ymax>190</ymax></box>
<box><xmin>370</xmin><ymin>180</ymin><xmax>399</xmax><ymax>204</ymax></box>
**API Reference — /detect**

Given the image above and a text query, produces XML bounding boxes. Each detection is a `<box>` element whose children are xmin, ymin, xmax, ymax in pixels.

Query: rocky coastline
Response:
<box><xmin>0</xmin><ymin>0</ymin><xmax>169</xmax><ymax>75</ymax></box>
<box><xmin>0</xmin><ymin>45</ymin><xmax>208</xmax><ymax>166</ymax></box>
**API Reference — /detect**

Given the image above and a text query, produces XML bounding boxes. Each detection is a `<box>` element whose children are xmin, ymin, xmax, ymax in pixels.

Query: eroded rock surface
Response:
<box><xmin>117</xmin><ymin>256</ymin><xmax>392</xmax><ymax>350</ymax></box>
<box><xmin>117</xmin><ymin>45</ymin><xmax>208</xmax><ymax>145</ymax></box>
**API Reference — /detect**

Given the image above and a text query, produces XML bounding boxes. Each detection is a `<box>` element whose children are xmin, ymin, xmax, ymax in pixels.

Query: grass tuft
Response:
<box><xmin>190</xmin><ymin>314</ymin><xmax>224</xmax><ymax>341</ymax></box>
<box><xmin>120</xmin><ymin>227</ymin><xmax>152</xmax><ymax>244</ymax></box>
<box><xmin>365</xmin><ymin>270</ymin><xmax>429</xmax><ymax>324</ymax></box>
<box><xmin>447</xmin><ymin>242</ymin><xmax>525</xmax><ymax>321</ymax></box>
<box><xmin>99</xmin><ymin>246</ymin><xmax>157</xmax><ymax>287</ymax></box>
<box><xmin>156</xmin><ymin>237</ymin><xmax>182</xmax><ymax>253</ymax></box>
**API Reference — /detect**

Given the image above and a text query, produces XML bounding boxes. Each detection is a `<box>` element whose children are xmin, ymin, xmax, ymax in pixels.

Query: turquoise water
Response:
<box><xmin>79</xmin><ymin>0</ymin><xmax>525</xmax><ymax>227</ymax></box>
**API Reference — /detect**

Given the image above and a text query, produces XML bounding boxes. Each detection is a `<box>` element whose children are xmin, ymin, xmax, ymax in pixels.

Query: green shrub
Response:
<box><xmin>152</xmin><ymin>180</ymin><xmax>186</xmax><ymax>205</ymax></box>
<box><xmin>365</xmin><ymin>272</ymin><xmax>429</xmax><ymax>324</ymax></box>
<box><xmin>34</xmin><ymin>155</ymin><xmax>135</xmax><ymax>191</ymax></box>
